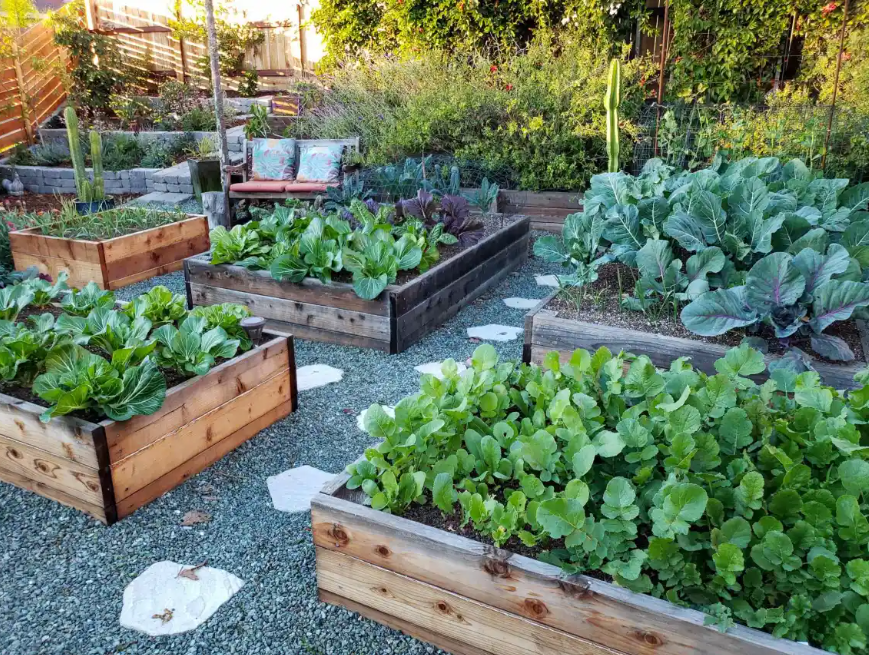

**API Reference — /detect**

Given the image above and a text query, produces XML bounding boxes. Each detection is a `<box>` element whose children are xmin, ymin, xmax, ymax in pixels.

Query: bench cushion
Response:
<box><xmin>229</xmin><ymin>181</ymin><xmax>336</xmax><ymax>194</ymax></box>
<box><xmin>229</xmin><ymin>181</ymin><xmax>289</xmax><ymax>192</ymax></box>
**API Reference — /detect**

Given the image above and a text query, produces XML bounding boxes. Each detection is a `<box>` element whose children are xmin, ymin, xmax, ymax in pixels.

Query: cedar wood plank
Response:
<box><xmin>317</xmin><ymin>548</ymin><xmax>626</xmax><ymax>655</ymax></box>
<box><xmin>110</xmin><ymin>370</ymin><xmax>292</xmax><ymax>499</ymax></box>
<box><xmin>312</xmin><ymin>492</ymin><xmax>823</xmax><ymax>655</ymax></box>
<box><xmin>115</xmin><ymin>399</ymin><xmax>293</xmax><ymax>518</ymax></box>
<box><xmin>0</xmin><ymin>466</ymin><xmax>108</xmax><ymax>523</ymax></box>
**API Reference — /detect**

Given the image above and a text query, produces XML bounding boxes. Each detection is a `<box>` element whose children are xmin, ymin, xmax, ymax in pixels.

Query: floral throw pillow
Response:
<box><xmin>251</xmin><ymin>138</ymin><xmax>296</xmax><ymax>181</ymax></box>
<box><xmin>295</xmin><ymin>144</ymin><xmax>344</xmax><ymax>184</ymax></box>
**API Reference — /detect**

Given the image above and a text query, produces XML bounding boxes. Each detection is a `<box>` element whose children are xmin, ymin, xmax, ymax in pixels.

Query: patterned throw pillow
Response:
<box><xmin>251</xmin><ymin>138</ymin><xmax>296</xmax><ymax>181</ymax></box>
<box><xmin>295</xmin><ymin>143</ymin><xmax>344</xmax><ymax>184</ymax></box>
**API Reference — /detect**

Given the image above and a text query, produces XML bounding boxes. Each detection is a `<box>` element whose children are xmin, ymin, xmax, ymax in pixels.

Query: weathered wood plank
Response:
<box><xmin>115</xmin><ymin>399</ymin><xmax>294</xmax><ymax>519</ymax></box>
<box><xmin>0</xmin><ymin>394</ymin><xmax>100</xmax><ymax>467</ymax></box>
<box><xmin>320</xmin><ymin>589</ymin><xmax>496</xmax><ymax>655</ymax></box>
<box><xmin>0</xmin><ymin>465</ymin><xmax>108</xmax><ymax>523</ymax></box>
<box><xmin>317</xmin><ymin>548</ymin><xmax>625</xmax><ymax>655</ymax></box>
<box><xmin>106</xmin><ymin>339</ymin><xmax>290</xmax><ymax>461</ymax></box>
<box><xmin>185</xmin><ymin>256</ymin><xmax>390</xmax><ymax>316</ymax></box>
<box><xmin>531</xmin><ymin>221</ymin><xmax>566</xmax><ymax>233</ymax></box>
<box><xmin>263</xmin><ymin>318</ymin><xmax>391</xmax><ymax>351</ymax></box>
<box><xmin>396</xmin><ymin>236</ymin><xmax>528</xmax><ymax>351</ymax></box>
<box><xmin>11</xmin><ymin>252</ymin><xmax>105</xmax><ymax>290</ymax></box>
<box><xmin>499</xmin><ymin>190</ymin><xmax>582</xmax><ymax>210</ymax></box>
<box><xmin>531</xmin><ymin>315</ymin><xmax>863</xmax><ymax>390</ymax></box>
<box><xmin>312</xmin><ymin>493</ymin><xmax>822</xmax><ymax>655</ymax></box>
<box><xmin>101</xmin><ymin>216</ymin><xmax>207</xmax><ymax>263</ymax></box>
<box><xmin>392</xmin><ymin>217</ymin><xmax>530</xmax><ymax>315</ymax></box>
<box><xmin>111</xmin><ymin>369</ymin><xmax>292</xmax><ymax>499</ymax></box>
<box><xmin>523</xmin><ymin>292</ymin><xmax>556</xmax><ymax>363</ymax></box>
<box><xmin>0</xmin><ymin>433</ymin><xmax>104</xmax><ymax>506</ymax></box>
<box><xmin>189</xmin><ymin>283</ymin><xmax>391</xmax><ymax>341</ymax></box>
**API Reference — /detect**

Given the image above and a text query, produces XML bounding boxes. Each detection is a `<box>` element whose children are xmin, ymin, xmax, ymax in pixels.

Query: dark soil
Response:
<box><xmin>547</xmin><ymin>262</ymin><xmax>866</xmax><ymax>364</ymax></box>
<box><xmin>1</xmin><ymin>192</ymin><xmax>139</xmax><ymax>214</ymax></box>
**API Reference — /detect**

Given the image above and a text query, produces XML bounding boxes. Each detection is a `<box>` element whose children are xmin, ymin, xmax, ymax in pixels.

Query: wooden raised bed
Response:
<box><xmin>499</xmin><ymin>190</ymin><xmax>582</xmax><ymax>233</ymax></box>
<box><xmin>185</xmin><ymin>215</ymin><xmax>530</xmax><ymax>353</ymax></box>
<box><xmin>312</xmin><ymin>473</ymin><xmax>822</xmax><ymax>655</ymax></box>
<box><xmin>0</xmin><ymin>330</ymin><xmax>297</xmax><ymax>524</ymax></box>
<box><xmin>10</xmin><ymin>214</ymin><xmax>211</xmax><ymax>290</ymax></box>
<box><xmin>523</xmin><ymin>291</ymin><xmax>869</xmax><ymax>390</ymax></box>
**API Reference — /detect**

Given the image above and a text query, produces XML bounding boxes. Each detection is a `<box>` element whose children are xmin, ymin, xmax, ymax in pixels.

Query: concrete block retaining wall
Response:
<box><xmin>0</xmin><ymin>165</ymin><xmax>160</xmax><ymax>195</ymax></box>
<box><xmin>37</xmin><ymin>125</ymin><xmax>246</xmax><ymax>155</ymax></box>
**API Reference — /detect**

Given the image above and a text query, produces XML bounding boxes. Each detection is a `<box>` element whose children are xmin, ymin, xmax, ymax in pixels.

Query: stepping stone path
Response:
<box><xmin>128</xmin><ymin>192</ymin><xmax>192</xmax><ymax>206</ymax></box>
<box><xmin>535</xmin><ymin>275</ymin><xmax>559</xmax><ymax>287</ymax></box>
<box><xmin>357</xmin><ymin>405</ymin><xmax>395</xmax><ymax>432</ymax></box>
<box><xmin>296</xmin><ymin>364</ymin><xmax>344</xmax><ymax>391</ymax></box>
<box><xmin>119</xmin><ymin>561</ymin><xmax>244</xmax><ymax>636</ymax></box>
<box><xmin>414</xmin><ymin>361</ymin><xmax>467</xmax><ymax>379</ymax></box>
<box><xmin>466</xmin><ymin>325</ymin><xmax>523</xmax><ymax>342</ymax></box>
<box><xmin>266</xmin><ymin>465</ymin><xmax>334</xmax><ymax>513</ymax></box>
<box><xmin>503</xmin><ymin>297</ymin><xmax>541</xmax><ymax>310</ymax></box>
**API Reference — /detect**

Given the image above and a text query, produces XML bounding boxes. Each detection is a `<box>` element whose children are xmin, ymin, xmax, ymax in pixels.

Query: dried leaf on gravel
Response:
<box><xmin>180</xmin><ymin>510</ymin><xmax>211</xmax><ymax>526</ymax></box>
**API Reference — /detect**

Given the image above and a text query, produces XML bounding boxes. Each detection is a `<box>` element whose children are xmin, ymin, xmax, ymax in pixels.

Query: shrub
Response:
<box><xmin>102</xmin><ymin>134</ymin><xmax>146</xmax><ymax>171</ymax></box>
<box><xmin>289</xmin><ymin>31</ymin><xmax>651</xmax><ymax>191</ymax></box>
<box><xmin>353</xmin><ymin>342</ymin><xmax>869</xmax><ymax>652</ymax></box>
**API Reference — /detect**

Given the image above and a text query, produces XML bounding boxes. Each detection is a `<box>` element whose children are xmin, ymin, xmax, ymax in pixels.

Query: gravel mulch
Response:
<box><xmin>0</xmin><ymin>233</ymin><xmax>561</xmax><ymax>655</ymax></box>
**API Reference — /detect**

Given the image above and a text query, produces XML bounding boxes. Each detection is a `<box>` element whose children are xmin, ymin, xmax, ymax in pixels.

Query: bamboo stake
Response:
<box><xmin>653</xmin><ymin>0</ymin><xmax>670</xmax><ymax>157</ymax></box>
<box><xmin>822</xmin><ymin>0</ymin><xmax>850</xmax><ymax>170</ymax></box>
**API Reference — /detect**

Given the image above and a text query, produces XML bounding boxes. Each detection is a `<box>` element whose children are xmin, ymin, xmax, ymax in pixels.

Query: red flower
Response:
<box><xmin>822</xmin><ymin>2</ymin><xmax>838</xmax><ymax>14</ymax></box>
<box><xmin>843</xmin><ymin>51</ymin><xmax>852</xmax><ymax>61</ymax></box>
<box><xmin>490</xmin><ymin>65</ymin><xmax>498</xmax><ymax>73</ymax></box>
<box><xmin>505</xmin><ymin>83</ymin><xmax>513</xmax><ymax>91</ymax></box>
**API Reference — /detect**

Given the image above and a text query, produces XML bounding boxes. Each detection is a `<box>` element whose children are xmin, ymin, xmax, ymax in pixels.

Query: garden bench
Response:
<box><xmin>225</xmin><ymin>137</ymin><xmax>360</xmax><ymax>202</ymax></box>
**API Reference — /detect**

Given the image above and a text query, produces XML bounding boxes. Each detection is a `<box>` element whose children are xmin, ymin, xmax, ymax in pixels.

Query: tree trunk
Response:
<box><xmin>202</xmin><ymin>191</ymin><xmax>230</xmax><ymax>230</ymax></box>
<box><xmin>203</xmin><ymin>0</ymin><xmax>230</xmax><ymax>217</ymax></box>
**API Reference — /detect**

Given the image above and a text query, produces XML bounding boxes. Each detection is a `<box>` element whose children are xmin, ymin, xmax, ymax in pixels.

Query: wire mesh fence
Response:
<box><xmin>631</xmin><ymin>101</ymin><xmax>869</xmax><ymax>182</ymax></box>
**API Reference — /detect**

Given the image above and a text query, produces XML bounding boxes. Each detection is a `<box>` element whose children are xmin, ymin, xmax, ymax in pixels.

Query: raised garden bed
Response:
<box><xmin>499</xmin><ymin>190</ymin><xmax>582</xmax><ymax>233</ymax></box>
<box><xmin>522</xmin><ymin>290</ymin><xmax>869</xmax><ymax>390</ymax></box>
<box><xmin>0</xmin><ymin>330</ymin><xmax>297</xmax><ymax>524</ymax></box>
<box><xmin>11</xmin><ymin>214</ymin><xmax>211</xmax><ymax>290</ymax></box>
<box><xmin>185</xmin><ymin>215</ymin><xmax>531</xmax><ymax>353</ymax></box>
<box><xmin>311</xmin><ymin>474</ymin><xmax>821</xmax><ymax>655</ymax></box>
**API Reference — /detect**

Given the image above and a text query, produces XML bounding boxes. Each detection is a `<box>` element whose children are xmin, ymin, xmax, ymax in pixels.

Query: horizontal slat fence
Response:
<box><xmin>0</xmin><ymin>22</ymin><xmax>67</xmax><ymax>152</ymax></box>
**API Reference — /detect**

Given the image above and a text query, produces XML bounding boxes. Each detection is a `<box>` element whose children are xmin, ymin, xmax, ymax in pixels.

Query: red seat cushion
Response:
<box><xmin>229</xmin><ymin>180</ymin><xmax>290</xmax><ymax>192</ymax></box>
<box><xmin>283</xmin><ymin>182</ymin><xmax>335</xmax><ymax>193</ymax></box>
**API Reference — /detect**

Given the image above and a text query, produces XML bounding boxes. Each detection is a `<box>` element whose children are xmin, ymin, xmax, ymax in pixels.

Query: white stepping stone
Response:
<box><xmin>296</xmin><ymin>364</ymin><xmax>343</xmax><ymax>391</ymax></box>
<box><xmin>266</xmin><ymin>465</ymin><xmax>335</xmax><ymax>513</ymax></box>
<box><xmin>535</xmin><ymin>275</ymin><xmax>559</xmax><ymax>287</ymax></box>
<box><xmin>357</xmin><ymin>405</ymin><xmax>395</xmax><ymax>432</ymax></box>
<box><xmin>503</xmin><ymin>297</ymin><xmax>541</xmax><ymax>310</ymax></box>
<box><xmin>119</xmin><ymin>561</ymin><xmax>244</xmax><ymax>636</ymax></box>
<box><xmin>414</xmin><ymin>361</ymin><xmax>468</xmax><ymax>379</ymax></box>
<box><xmin>467</xmin><ymin>325</ymin><xmax>523</xmax><ymax>342</ymax></box>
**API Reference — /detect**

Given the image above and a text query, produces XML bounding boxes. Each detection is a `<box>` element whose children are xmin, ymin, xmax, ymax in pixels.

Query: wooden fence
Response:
<box><xmin>89</xmin><ymin>0</ymin><xmax>322</xmax><ymax>92</ymax></box>
<box><xmin>0</xmin><ymin>22</ymin><xmax>67</xmax><ymax>152</ymax></box>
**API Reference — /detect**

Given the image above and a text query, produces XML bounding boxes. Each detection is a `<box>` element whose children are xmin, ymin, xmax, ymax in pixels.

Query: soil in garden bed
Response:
<box><xmin>2</xmin><ymin>193</ymin><xmax>140</xmax><ymax>215</ymax></box>
<box><xmin>546</xmin><ymin>263</ymin><xmax>866</xmax><ymax>364</ymax></box>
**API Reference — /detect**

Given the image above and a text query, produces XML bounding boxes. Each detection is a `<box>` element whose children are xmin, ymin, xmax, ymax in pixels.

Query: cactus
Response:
<box><xmin>604</xmin><ymin>58</ymin><xmax>621</xmax><ymax>173</ymax></box>
<box><xmin>89</xmin><ymin>130</ymin><xmax>104</xmax><ymax>201</ymax></box>
<box><xmin>63</xmin><ymin>106</ymin><xmax>105</xmax><ymax>203</ymax></box>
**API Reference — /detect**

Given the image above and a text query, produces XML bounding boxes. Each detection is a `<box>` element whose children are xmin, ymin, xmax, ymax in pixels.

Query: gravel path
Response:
<box><xmin>0</xmin><ymin>235</ymin><xmax>560</xmax><ymax>655</ymax></box>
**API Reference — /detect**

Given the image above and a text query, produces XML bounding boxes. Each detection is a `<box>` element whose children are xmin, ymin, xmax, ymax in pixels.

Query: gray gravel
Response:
<box><xmin>0</xmin><ymin>233</ymin><xmax>561</xmax><ymax>655</ymax></box>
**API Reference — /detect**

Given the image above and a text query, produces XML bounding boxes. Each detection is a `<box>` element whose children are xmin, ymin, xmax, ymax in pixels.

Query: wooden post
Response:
<box><xmin>297</xmin><ymin>4</ymin><xmax>307</xmax><ymax>77</ymax></box>
<box><xmin>202</xmin><ymin>191</ymin><xmax>230</xmax><ymax>229</ymax></box>
<box><xmin>11</xmin><ymin>38</ymin><xmax>34</xmax><ymax>145</ymax></box>
<box><xmin>84</xmin><ymin>0</ymin><xmax>98</xmax><ymax>30</ymax></box>
<box><xmin>822</xmin><ymin>0</ymin><xmax>850</xmax><ymax>170</ymax></box>
<box><xmin>203</xmin><ymin>0</ymin><xmax>230</xmax><ymax>217</ymax></box>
